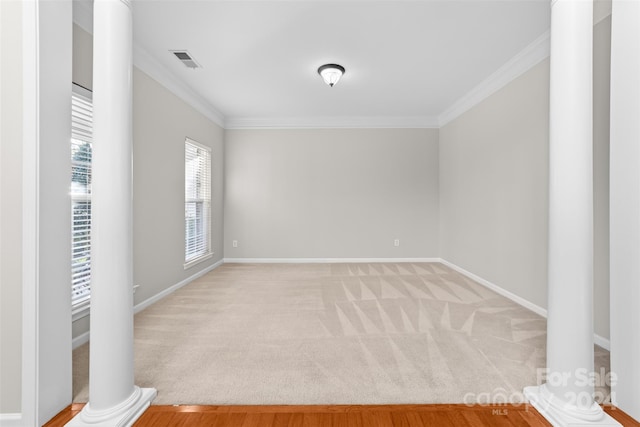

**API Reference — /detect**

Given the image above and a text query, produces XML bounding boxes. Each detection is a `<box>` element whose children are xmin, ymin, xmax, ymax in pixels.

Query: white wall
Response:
<box><xmin>21</xmin><ymin>1</ymin><xmax>74</xmax><ymax>423</ymax></box>
<box><xmin>609</xmin><ymin>0</ymin><xmax>640</xmax><ymax>419</ymax></box>
<box><xmin>439</xmin><ymin>59</ymin><xmax>550</xmax><ymax>309</ymax></box>
<box><xmin>0</xmin><ymin>0</ymin><xmax>23</xmax><ymax>415</ymax></box>
<box><xmin>72</xmin><ymin>23</ymin><xmax>92</xmax><ymax>91</ymax></box>
<box><xmin>132</xmin><ymin>68</ymin><xmax>225</xmax><ymax>305</ymax></box>
<box><xmin>439</xmin><ymin>16</ymin><xmax>612</xmax><ymax>340</ymax></box>
<box><xmin>593</xmin><ymin>15</ymin><xmax>611</xmax><ymax>341</ymax></box>
<box><xmin>224</xmin><ymin>128</ymin><xmax>439</xmax><ymax>259</ymax></box>
<box><xmin>71</xmin><ymin>25</ymin><xmax>225</xmax><ymax>339</ymax></box>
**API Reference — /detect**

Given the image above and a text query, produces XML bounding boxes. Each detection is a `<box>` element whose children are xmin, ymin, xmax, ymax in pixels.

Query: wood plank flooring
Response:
<box><xmin>43</xmin><ymin>403</ymin><xmax>640</xmax><ymax>426</ymax></box>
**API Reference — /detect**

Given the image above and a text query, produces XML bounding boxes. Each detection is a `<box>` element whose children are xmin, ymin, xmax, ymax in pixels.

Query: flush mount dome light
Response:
<box><xmin>318</xmin><ymin>63</ymin><xmax>345</xmax><ymax>87</ymax></box>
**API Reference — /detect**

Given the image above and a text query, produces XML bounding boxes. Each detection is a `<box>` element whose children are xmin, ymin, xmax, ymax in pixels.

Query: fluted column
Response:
<box><xmin>523</xmin><ymin>1</ymin><xmax>619</xmax><ymax>425</ymax></box>
<box><xmin>66</xmin><ymin>0</ymin><xmax>156</xmax><ymax>425</ymax></box>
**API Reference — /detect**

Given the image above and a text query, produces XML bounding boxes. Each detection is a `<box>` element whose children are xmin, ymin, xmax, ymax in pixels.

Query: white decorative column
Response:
<box><xmin>610</xmin><ymin>0</ymin><xmax>640</xmax><ymax>422</ymax></box>
<box><xmin>66</xmin><ymin>0</ymin><xmax>156</xmax><ymax>425</ymax></box>
<box><xmin>523</xmin><ymin>1</ymin><xmax>619</xmax><ymax>425</ymax></box>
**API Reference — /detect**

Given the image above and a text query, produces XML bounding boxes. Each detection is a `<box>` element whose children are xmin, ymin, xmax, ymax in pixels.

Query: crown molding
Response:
<box><xmin>72</xmin><ymin>0</ymin><xmax>226</xmax><ymax>128</ymax></box>
<box><xmin>225</xmin><ymin>115</ymin><xmax>439</xmax><ymax>130</ymax></box>
<box><xmin>132</xmin><ymin>45</ymin><xmax>226</xmax><ymax>127</ymax></box>
<box><xmin>72</xmin><ymin>0</ymin><xmax>93</xmax><ymax>34</ymax></box>
<box><xmin>438</xmin><ymin>29</ymin><xmax>550</xmax><ymax>127</ymax></box>
<box><xmin>73</xmin><ymin>3</ymin><xmax>565</xmax><ymax>132</ymax></box>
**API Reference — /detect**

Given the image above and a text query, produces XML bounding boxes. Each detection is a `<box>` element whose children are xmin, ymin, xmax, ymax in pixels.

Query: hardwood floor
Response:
<box><xmin>43</xmin><ymin>403</ymin><xmax>640</xmax><ymax>426</ymax></box>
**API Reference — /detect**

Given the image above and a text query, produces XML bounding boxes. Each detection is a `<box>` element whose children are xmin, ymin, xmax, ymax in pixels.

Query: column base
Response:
<box><xmin>65</xmin><ymin>386</ymin><xmax>156</xmax><ymax>427</ymax></box>
<box><xmin>524</xmin><ymin>385</ymin><xmax>621</xmax><ymax>426</ymax></box>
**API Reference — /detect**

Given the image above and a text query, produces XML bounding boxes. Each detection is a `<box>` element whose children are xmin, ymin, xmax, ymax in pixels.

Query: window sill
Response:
<box><xmin>184</xmin><ymin>252</ymin><xmax>213</xmax><ymax>270</ymax></box>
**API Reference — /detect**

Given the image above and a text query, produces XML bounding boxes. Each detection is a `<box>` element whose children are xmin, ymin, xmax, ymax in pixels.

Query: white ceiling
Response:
<box><xmin>92</xmin><ymin>1</ymin><xmax>552</xmax><ymax>127</ymax></box>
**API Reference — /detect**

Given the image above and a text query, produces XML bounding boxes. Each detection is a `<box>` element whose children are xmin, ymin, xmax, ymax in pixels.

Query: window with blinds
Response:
<box><xmin>71</xmin><ymin>85</ymin><xmax>93</xmax><ymax>314</ymax></box>
<box><xmin>185</xmin><ymin>138</ymin><xmax>212</xmax><ymax>266</ymax></box>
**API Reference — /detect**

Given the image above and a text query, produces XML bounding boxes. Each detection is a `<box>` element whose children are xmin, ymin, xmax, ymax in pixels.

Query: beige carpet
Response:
<box><xmin>73</xmin><ymin>262</ymin><xmax>610</xmax><ymax>405</ymax></box>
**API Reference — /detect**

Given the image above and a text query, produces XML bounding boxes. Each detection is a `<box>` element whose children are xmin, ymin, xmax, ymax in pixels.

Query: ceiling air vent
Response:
<box><xmin>171</xmin><ymin>50</ymin><xmax>200</xmax><ymax>69</ymax></box>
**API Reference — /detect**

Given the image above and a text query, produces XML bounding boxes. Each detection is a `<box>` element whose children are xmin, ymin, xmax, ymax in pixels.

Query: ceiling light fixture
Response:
<box><xmin>318</xmin><ymin>64</ymin><xmax>345</xmax><ymax>87</ymax></box>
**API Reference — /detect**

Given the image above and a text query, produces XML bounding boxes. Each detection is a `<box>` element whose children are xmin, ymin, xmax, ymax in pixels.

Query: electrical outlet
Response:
<box><xmin>394</xmin><ymin>239</ymin><xmax>400</xmax><ymax>247</ymax></box>
<box><xmin>232</xmin><ymin>240</ymin><xmax>238</xmax><ymax>248</ymax></box>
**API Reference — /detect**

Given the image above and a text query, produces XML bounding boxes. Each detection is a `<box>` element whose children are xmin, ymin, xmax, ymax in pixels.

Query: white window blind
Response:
<box><xmin>185</xmin><ymin>138</ymin><xmax>212</xmax><ymax>265</ymax></box>
<box><xmin>71</xmin><ymin>86</ymin><xmax>93</xmax><ymax>312</ymax></box>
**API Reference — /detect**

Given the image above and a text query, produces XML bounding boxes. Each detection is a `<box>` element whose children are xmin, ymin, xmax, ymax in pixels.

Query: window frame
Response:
<box><xmin>184</xmin><ymin>137</ymin><xmax>213</xmax><ymax>269</ymax></box>
<box><xmin>70</xmin><ymin>83</ymin><xmax>93</xmax><ymax>321</ymax></box>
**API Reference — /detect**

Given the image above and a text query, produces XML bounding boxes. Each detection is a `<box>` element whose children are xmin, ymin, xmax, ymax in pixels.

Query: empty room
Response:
<box><xmin>1</xmin><ymin>0</ymin><xmax>639</xmax><ymax>426</ymax></box>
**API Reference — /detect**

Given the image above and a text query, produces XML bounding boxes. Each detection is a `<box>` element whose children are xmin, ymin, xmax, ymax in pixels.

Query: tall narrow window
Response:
<box><xmin>71</xmin><ymin>84</ymin><xmax>93</xmax><ymax>316</ymax></box>
<box><xmin>185</xmin><ymin>138</ymin><xmax>212</xmax><ymax>266</ymax></box>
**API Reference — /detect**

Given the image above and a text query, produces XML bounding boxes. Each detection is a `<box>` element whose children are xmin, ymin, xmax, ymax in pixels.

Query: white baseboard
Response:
<box><xmin>70</xmin><ymin>256</ymin><xmax>612</xmax><ymax>352</ymax></box>
<box><xmin>594</xmin><ymin>333</ymin><xmax>611</xmax><ymax>351</ymax></box>
<box><xmin>0</xmin><ymin>413</ymin><xmax>22</xmax><ymax>427</ymax></box>
<box><xmin>223</xmin><ymin>257</ymin><xmax>440</xmax><ymax>264</ymax></box>
<box><xmin>439</xmin><ymin>258</ymin><xmax>548</xmax><ymax>317</ymax></box>
<box><xmin>71</xmin><ymin>259</ymin><xmax>224</xmax><ymax>349</ymax></box>
<box><xmin>439</xmin><ymin>258</ymin><xmax>611</xmax><ymax>351</ymax></box>
<box><xmin>73</xmin><ymin>330</ymin><xmax>90</xmax><ymax>350</ymax></box>
<box><xmin>134</xmin><ymin>258</ymin><xmax>224</xmax><ymax>315</ymax></box>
